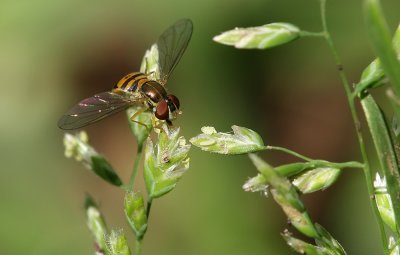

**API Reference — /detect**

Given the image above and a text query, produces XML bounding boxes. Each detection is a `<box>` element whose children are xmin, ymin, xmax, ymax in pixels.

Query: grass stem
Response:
<box><xmin>319</xmin><ymin>0</ymin><xmax>388</xmax><ymax>251</ymax></box>
<box><xmin>135</xmin><ymin>238</ymin><xmax>142</xmax><ymax>255</ymax></box>
<box><xmin>128</xmin><ymin>146</ymin><xmax>143</xmax><ymax>191</ymax></box>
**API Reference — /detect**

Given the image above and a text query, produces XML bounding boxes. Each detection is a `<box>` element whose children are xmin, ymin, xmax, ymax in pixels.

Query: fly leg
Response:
<box><xmin>152</xmin><ymin>120</ymin><xmax>164</xmax><ymax>131</ymax></box>
<box><xmin>129</xmin><ymin>107</ymin><xmax>152</xmax><ymax>132</ymax></box>
<box><xmin>151</xmin><ymin>119</ymin><xmax>174</xmax><ymax>136</ymax></box>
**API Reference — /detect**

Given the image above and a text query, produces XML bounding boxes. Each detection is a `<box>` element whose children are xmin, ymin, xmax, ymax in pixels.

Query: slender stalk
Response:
<box><xmin>266</xmin><ymin>145</ymin><xmax>363</xmax><ymax>169</ymax></box>
<box><xmin>135</xmin><ymin>239</ymin><xmax>142</xmax><ymax>255</ymax></box>
<box><xmin>312</xmin><ymin>160</ymin><xmax>364</xmax><ymax>169</ymax></box>
<box><xmin>128</xmin><ymin>146</ymin><xmax>143</xmax><ymax>191</ymax></box>
<box><xmin>265</xmin><ymin>145</ymin><xmax>314</xmax><ymax>161</ymax></box>
<box><xmin>318</xmin><ymin>0</ymin><xmax>388</xmax><ymax>251</ymax></box>
<box><xmin>146</xmin><ymin>197</ymin><xmax>153</xmax><ymax>218</ymax></box>
<box><xmin>300</xmin><ymin>30</ymin><xmax>325</xmax><ymax>37</ymax></box>
<box><xmin>128</xmin><ymin>144</ymin><xmax>145</xmax><ymax>255</ymax></box>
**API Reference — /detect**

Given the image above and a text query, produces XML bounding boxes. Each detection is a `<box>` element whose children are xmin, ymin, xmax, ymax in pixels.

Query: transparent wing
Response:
<box><xmin>157</xmin><ymin>19</ymin><xmax>193</xmax><ymax>84</ymax></box>
<box><xmin>58</xmin><ymin>92</ymin><xmax>138</xmax><ymax>130</ymax></box>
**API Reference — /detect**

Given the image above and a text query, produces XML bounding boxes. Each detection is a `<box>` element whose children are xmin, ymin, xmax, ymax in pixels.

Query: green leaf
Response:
<box><xmin>355</xmin><ymin>59</ymin><xmax>387</xmax><ymax>96</ymax></box>
<box><xmin>213</xmin><ymin>22</ymin><xmax>300</xmax><ymax>49</ymax></box>
<box><xmin>387</xmin><ymin>89</ymin><xmax>400</xmax><ymax>140</ymax></box>
<box><xmin>355</xmin><ymin>24</ymin><xmax>400</xmax><ymax>96</ymax></box>
<box><xmin>91</xmin><ymin>156</ymin><xmax>123</xmax><ymax>186</ymax></box>
<box><xmin>394</xmin><ymin>24</ymin><xmax>400</xmax><ymax>53</ymax></box>
<box><xmin>292</xmin><ymin>167</ymin><xmax>341</xmax><ymax>194</ymax></box>
<box><xmin>190</xmin><ymin>125</ymin><xmax>265</xmax><ymax>154</ymax></box>
<box><xmin>365</xmin><ymin>1</ymin><xmax>400</xmax><ymax>96</ymax></box>
<box><xmin>361</xmin><ymin>94</ymin><xmax>400</xmax><ymax>233</ymax></box>
<box><xmin>392</xmin><ymin>114</ymin><xmax>400</xmax><ymax>137</ymax></box>
<box><xmin>63</xmin><ymin>132</ymin><xmax>123</xmax><ymax>187</ymax></box>
<box><xmin>124</xmin><ymin>191</ymin><xmax>148</xmax><ymax>239</ymax></box>
<box><xmin>85</xmin><ymin>195</ymin><xmax>108</xmax><ymax>253</ymax></box>
<box><xmin>144</xmin><ymin>128</ymin><xmax>191</xmax><ymax>199</ymax></box>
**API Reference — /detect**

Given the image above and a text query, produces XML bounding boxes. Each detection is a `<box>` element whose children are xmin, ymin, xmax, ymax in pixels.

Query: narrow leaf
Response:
<box><xmin>361</xmin><ymin>94</ymin><xmax>400</xmax><ymax>232</ymax></box>
<box><xmin>355</xmin><ymin>59</ymin><xmax>386</xmax><ymax>96</ymax></box>
<box><xmin>355</xmin><ymin>24</ymin><xmax>400</xmax><ymax>96</ymax></box>
<box><xmin>91</xmin><ymin>156</ymin><xmax>123</xmax><ymax>186</ymax></box>
<box><xmin>63</xmin><ymin>132</ymin><xmax>123</xmax><ymax>187</ymax></box>
<box><xmin>365</xmin><ymin>0</ymin><xmax>400</xmax><ymax>95</ymax></box>
<box><xmin>387</xmin><ymin>89</ymin><xmax>400</xmax><ymax>140</ymax></box>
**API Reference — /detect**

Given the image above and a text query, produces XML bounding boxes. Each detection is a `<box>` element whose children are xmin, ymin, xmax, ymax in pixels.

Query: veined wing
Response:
<box><xmin>157</xmin><ymin>19</ymin><xmax>193</xmax><ymax>84</ymax></box>
<box><xmin>58</xmin><ymin>92</ymin><xmax>138</xmax><ymax>130</ymax></box>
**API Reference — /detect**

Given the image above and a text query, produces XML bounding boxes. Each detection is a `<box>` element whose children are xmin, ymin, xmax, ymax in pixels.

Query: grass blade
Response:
<box><xmin>364</xmin><ymin>0</ymin><xmax>400</xmax><ymax>95</ymax></box>
<box><xmin>361</xmin><ymin>94</ymin><xmax>400</xmax><ymax>233</ymax></box>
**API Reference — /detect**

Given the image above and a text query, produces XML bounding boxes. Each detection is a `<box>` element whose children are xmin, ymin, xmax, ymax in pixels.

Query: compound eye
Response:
<box><xmin>155</xmin><ymin>100</ymin><xmax>169</xmax><ymax>120</ymax></box>
<box><xmin>167</xmin><ymin>94</ymin><xmax>180</xmax><ymax>110</ymax></box>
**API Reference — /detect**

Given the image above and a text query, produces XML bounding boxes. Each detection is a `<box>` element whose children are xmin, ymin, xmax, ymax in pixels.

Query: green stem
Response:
<box><xmin>265</xmin><ymin>145</ymin><xmax>364</xmax><ymax>169</ymax></box>
<box><xmin>264</xmin><ymin>145</ymin><xmax>314</xmax><ymax>161</ymax></box>
<box><xmin>128</xmin><ymin>145</ymin><xmax>143</xmax><ymax>191</ymax></box>
<box><xmin>319</xmin><ymin>0</ymin><xmax>388</xmax><ymax>251</ymax></box>
<box><xmin>135</xmin><ymin>239</ymin><xmax>142</xmax><ymax>255</ymax></box>
<box><xmin>300</xmin><ymin>30</ymin><xmax>325</xmax><ymax>37</ymax></box>
<box><xmin>129</xmin><ymin>144</ymin><xmax>145</xmax><ymax>255</ymax></box>
<box><xmin>312</xmin><ymin>160</ymin><xmax>364</xmax><ymax>169</ymax></box>
<box><xmin>146</xmin><ymin>197</ymin><xmax>153</xmax><ymax>218</ymax></box>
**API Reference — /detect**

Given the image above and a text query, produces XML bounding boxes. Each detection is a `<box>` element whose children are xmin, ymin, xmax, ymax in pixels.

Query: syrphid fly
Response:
<box><xmin>58</xmin><ymin>19</ymin><xmax>193</xmax><ymax>130</ymax></box>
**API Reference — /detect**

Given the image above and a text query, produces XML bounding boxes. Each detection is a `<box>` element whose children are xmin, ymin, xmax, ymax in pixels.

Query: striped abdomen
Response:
<box><xmin>113</xmin><ymin>72</ymin><xmax>168</xmax><ymax>107</ymax></box>
<box><xmin>113</xmin><ymin>72</ymin><xmax>148</xmax><ymax>93</ymax></box>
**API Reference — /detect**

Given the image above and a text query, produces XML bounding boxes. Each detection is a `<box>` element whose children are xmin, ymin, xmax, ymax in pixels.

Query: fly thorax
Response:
<box><xmin>141</xmin><ymin>81</ymin><xmax>168</xmax><ymax>106</ymax></box>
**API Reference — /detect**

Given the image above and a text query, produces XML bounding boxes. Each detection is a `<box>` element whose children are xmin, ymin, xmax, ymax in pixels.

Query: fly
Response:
<box><xmin>58</xmin><ymin>19</ymin><xmax>193</xmax><ymax>130</ymax></box>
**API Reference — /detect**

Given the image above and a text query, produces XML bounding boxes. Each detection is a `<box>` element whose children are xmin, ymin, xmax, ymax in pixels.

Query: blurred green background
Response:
<box><xmin>1</xmin><ymin>0</ymin><xmax>400</xmax><ymax>254</ymax></box>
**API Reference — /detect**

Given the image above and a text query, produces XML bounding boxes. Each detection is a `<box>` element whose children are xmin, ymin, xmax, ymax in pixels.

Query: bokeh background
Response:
<box><xmin>1</xmin><ymin>0</ymin><xmax>400</xmax><ymax>254</ymax></box>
